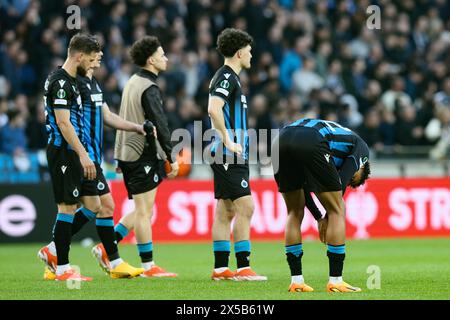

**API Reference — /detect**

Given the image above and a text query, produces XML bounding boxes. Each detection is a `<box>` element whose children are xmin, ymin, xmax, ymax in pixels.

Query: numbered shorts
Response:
<box><xmin>47</xmin><ymin>145</ymin><xmax>83</xmax><ymax>205</ymax></box>
<box><xmin>273</xmin><ymin>126</ymin><xmax>342</xmax><ymax>193</ymax></box>
<box><xmin>81</xmin><ymin>162</ymin><xmax>110</xmax><ymax>197</ymax></box>
<box><xmin>210</xmin><ymin>163</ymin><xmax>251</xmax><ymax>201</ymax></box>
<box><xmin>118</xmin><ymin>157</ymin><xmax>165</xmax><ymax>199</ymax></box>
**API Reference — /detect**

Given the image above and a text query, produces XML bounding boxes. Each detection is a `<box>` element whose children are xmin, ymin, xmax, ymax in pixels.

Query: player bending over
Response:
<box><xmin>273</xmin><ymin>118</ymin><xmax>371</xmax><ymax>293</ymax></box>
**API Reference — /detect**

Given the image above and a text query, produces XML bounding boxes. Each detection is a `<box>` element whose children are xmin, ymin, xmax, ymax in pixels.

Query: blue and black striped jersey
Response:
<box><xmin>77</xmin><ymin>75</ymin><xmax>104</xmax><ymax>164</ymax></box>
<box><xmin>287</xmin><ymin>118</ymin><xmax>370</xmax><ymax>171</ymax></box>
<box><xmin>209</xmin><ymin>65</ymin><xmax>249</xmax><ymax>160</ymax></box>
<box><xmin>44</xmin><ymin>67</ymin><xmax>83</xmax><ymax>149</ymax></box>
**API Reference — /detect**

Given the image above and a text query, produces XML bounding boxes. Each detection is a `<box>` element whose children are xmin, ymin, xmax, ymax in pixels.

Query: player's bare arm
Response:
<box><xmin>102</xmin><ymin>103</ymin><xmax>147</xmax><ymax>135</ymax></box>
<box><xmin>54</xmin><ymin>109</ymin><xmax>96</xmax><ymax>180</ymax></box>
<box><xmin>208</xmin><ymin>96</ymin><xmax>242</xmax><ymax>155</ymax></box>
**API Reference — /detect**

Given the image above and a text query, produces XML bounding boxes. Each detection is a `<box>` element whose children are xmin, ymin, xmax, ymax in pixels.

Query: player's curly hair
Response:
<box><xmin>351</xmin><ymin>161</ymin><xmax>371</xmax><ymax>188</ymax></box>
<box><xmin>68</xmin><ymin>33</ymin><xmax>101</xmax><ymax>55</ymax></box>
<box><xmin>130</xmin><ymin>36</ymin><xmax>161</xmax><ymax>67</ymax></box>
<box><xmin>217</xmin><ymin>28</ymin><xmax>253</xmax><ymax>58</ymax></box>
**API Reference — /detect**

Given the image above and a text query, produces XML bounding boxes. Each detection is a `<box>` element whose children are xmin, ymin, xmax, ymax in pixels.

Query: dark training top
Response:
<box><xmin>140</xmin><ymin>69</ymin><xmax>174</xmax><ymax>163</ymax></box>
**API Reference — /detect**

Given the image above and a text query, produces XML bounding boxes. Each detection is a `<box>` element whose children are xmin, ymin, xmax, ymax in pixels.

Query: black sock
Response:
<box><xmin>53</xmin><ymin>213</ymin><xmax>74</xmax><ymax>266</ymax></box>
<box><xmin>286</xmin><ymin>252</ymin><xmax>303</xmax><ymax>276</ymax></box>
<box><xmin>214</xmin><ymin>251</ymin><xmax>230</xmax><ymax>269</ymax></box>
<box><xmin>115</xmin><ymin>232</ymin><xmax>123</xmax><ymax>243</ymax></box>
<box><xmin>96</xmin><ymin>217</ymin><xmax>120</xmax><ymax>261</ymax></box>
<box><xmin>137</xmin><ymin>242</ymin><xmax>153</xmax><ymax>263</ymax></box>
<box><xmin>114</xmin><ymin>223</ymin><xmax>129</xmax><ymax>243</ymax></box>
<box><xmin>71</xmin><ymin>208</ymin><xmax>95</xmax><ymax>236</ymax></box>
<box><xmin>236</xmin><ymin>251</ymin><xmax>250</xmax><ymax>269</ymax></box>
<box><xmin>327</xmin><ymin>252</ymin><xmax>345</xmax><ymax>277</ymax></box>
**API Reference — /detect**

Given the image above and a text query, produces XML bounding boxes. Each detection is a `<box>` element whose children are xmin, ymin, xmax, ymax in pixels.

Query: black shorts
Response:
<box><xmin>210</xmin><ymin>163</ymin><xmax>251</xmax><ymax>200</ymax></box>
<box><xmin>118</xmin><ymin>156</ymin><xmax>165</xmax><ymax>199</ymax></box>
<box><xmin>81</xmin><ymin>162</ymin><xmax>110</xmax><ymax>197</ymax></box>
<box><xmin>273</xmin><ymin>126</ymin><xmax>342</xmax><ymax>193</ymax></box>
<box><xmin>46</xmin><ymin>145</ymin><xmax>83</xmax><ymax>205</ymax></box>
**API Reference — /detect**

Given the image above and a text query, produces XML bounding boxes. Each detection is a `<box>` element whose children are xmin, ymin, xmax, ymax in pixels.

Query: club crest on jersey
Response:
<box><xmin>97</xmin><ymin>181</ymin><xmax>105</xmax><ymax>191</ymax></box>
<box><xmin>73</xmin><ymin>188</ymin><xmax>79</xmax><ymax>197</ymax></box>
<box><xmin>241</xmin><ymin>179</ymin><xmax>248</xmax><ymax>188</ymax></box>
<box><xmin>154</xmin><ymin>173</ymin><xmax>159</xmax><ymax>183</ymax></box>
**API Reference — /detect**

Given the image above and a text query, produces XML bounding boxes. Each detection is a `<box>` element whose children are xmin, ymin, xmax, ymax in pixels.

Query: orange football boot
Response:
<box><xmin>234</xmin><ymin>268</ymin><xmax>267</xmax><ymax>281</ymax></box>
<box><xmin>141</xmin><ymin>265</ymin><xmax>178</xmax><ymax>278</ymax></box>
<box><xmin>288</xmin><ymin>282</ymin><xmax>314</xmax><ymax>292</ymax></box>
<box><xmin>211</xmin><ymin>268</ymin><xmax>236</xmax><ymax>281</ymax></box>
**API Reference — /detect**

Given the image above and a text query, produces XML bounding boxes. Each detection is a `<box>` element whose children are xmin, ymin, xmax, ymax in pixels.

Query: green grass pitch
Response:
<box><xmin>0</xmin><ymin>238</ymin><xmax>449</xmax><ymax>300</ymax></box>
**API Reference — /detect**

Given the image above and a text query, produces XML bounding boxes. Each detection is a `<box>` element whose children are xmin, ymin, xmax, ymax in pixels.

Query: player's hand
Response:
<box><xmin>135</xmin><ymin>124</ymin><xmax>146</xmax><ymax>136</ymax></box>
<box><xmin>225</xmin><ymin>141</ymin><xmax>243</xmax><ymax>155</ymax></box>
<box><xmin>318</xmin><ymin>217</ymin><xmax>328</xmax><ymax>244</ymax></box>
<box><xmin>80</xmin><ymin>153</ymin><xmax>96</xmax><ymax>180</ymax></box>
<box><xmin>167</xmin><ymin>161</ymin><xmax>179</xmax><ymax>179</ymax></box>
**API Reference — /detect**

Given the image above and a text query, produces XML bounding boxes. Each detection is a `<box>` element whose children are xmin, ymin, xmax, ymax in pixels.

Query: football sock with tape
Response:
<box><xmin>71</xmin><ymin>207</ymin><xmax>96</xmax><ymax>235</ymax></box>
<box><xmin>53</xmin><ymin>213</ymin><xmax>74</xmax><ymax>266</ymax></box>
<box><xmin>114</xmin><ymin>223</ymin><xmax>129</xmax><ymax>243</ymax></box>
<box><xmin>235</xmin><ymin>240</ymin><xmax>251</xmax><ymax>269</ymax></box>
<box><xmin>285</xmin><ymin>243</ymin><xmax>303</xmax><ymax>278</ymax></box>
<box><xmin>327</xmin><ymin>244</ymin><xmax>345</xmax><ymax>279</ymax></box>
<box><xmin>96</xmin><ymin>217</ymin><xmax>120</xmax><ymax>261</ymax></box>
<box><xmin>213</xmin><ymin>240</ymin><xmax>230</xmax><ymax>269</ymax></box>
<box><xmin>137</xmin><ymin>242</ymin><xmax>153</xmax><ymax>265</ymax></box>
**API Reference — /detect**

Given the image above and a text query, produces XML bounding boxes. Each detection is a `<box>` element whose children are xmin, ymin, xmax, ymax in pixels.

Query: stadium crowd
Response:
<box><xmin>1</xmin><ymin>0</ymin><xmax>450</xmax><ymax>163</ymax></box>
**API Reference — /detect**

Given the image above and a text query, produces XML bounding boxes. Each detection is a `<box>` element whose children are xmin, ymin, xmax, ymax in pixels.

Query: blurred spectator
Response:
<box><xmin>292</xmin><ymin>55</ymin><xmax>323</xmax><ymax>98</ymax></box>
<box><xmin>0</xmin><ymin>109</ymin><xmax>27</xmax><ymax>155</ymax></box>
<box><xmin>394</xmin><ymin>104</ymin><xmax>425</xmax><ymax>146</ymax></box>
<box><xmin>434</xmin><ymin>77</ymin><xmax>450</xmax><ymax>109</ymax></box>
<box><xmin>356</xmin><ymin>109</ymin><xmax>384</xmax><ymax>152</ymax></box>
<box><xmin>426</xmin><ymin>107</ymin><xmax>450</xmax><ymax>159</ymax></box>
<box><xmin>381</xmin><ymin>77</ymin><xmax>413</xmax><ymax>113</ymax></box>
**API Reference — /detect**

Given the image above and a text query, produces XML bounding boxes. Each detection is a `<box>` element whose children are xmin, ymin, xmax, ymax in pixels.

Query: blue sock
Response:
<box><xmin>285</xmin><ymin>243</ymin><xmax>303</xmax><ymax>276</ymax></box>
<box><xmin>235</xmin><ymin>240</ymin><xmax>251</xmax><ymax>269</ymax></box>
<box><xmin>53</xmin><ymin>213</ymin><xmax>74</xmax><ymax>265</ymax></box>
<box><xmin>213</xmin><ymin>240</ymin><xmax>230</xmax><ymax>268</ymax></box>
<box><xmin>327</xmin><ymin>244</ymin><xmax>345</xmax><ymax>277</ymax></box>
<box><xmin>114</xmin><ymin>223</ymin><xmax>129</xmax><ymax>243</ymax></box>
<box><xmin>137</xmin><ymin>242</ymin><xmax>153</xmax><ymax>263</ymax></box>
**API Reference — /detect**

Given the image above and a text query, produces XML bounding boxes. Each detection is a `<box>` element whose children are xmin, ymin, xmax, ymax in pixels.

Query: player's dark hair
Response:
<box><xmin>357</xmin><ymin>162</ymin><xmax>371</xmax><ymax>187</ymax></box>
<box><xmin>361</xmin><ymin>161</ymin><xmax>371</xmax><ymax>182</ymax></box>
<box><xmin>130</xmin><ymin>36</ymin><xmax>161</xmax><ymax>67</ymax></box>
<box><xmin>217</xmin><ymin>28</ymin><xmax>253</xmax><ymax>58</ymax></box>
<box><xmin>68</xmin><ymin>33</ymin><xmax>101</xmax><ymax>55</ymax></box>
